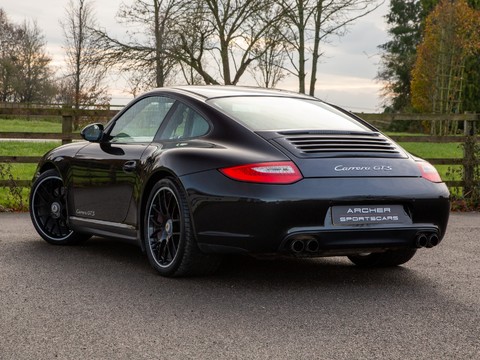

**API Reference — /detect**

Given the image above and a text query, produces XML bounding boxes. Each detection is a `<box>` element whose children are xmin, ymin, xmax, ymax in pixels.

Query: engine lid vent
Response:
<box><xmin>273</xmin><ymin>131</ymin><xmax>406</xmax><ymax>158</ymax></box>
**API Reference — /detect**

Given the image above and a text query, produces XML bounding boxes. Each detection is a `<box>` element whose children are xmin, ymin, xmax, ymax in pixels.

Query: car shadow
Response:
<box><xmin>31</xmin><ymin>236</ymin><xmax>427</xmax><ymax>289</ymax></box>
<box><xmin>22</xmin><ymin>236</ymin><xmax>437</xmax><ymax>294</ymax></box>
<box><xmin>212</xmin><ymin>253</ymin><xmax>417</xmax><ymax>286</ymax></box>
<box><xmin>23</xmin><ymin>235</ymin><xmax>452</xmax><ymax>319</ymax></box>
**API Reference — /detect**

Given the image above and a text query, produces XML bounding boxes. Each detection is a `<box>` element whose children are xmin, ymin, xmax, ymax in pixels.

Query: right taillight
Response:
<box><xmin>416</xmin><ymin>161</ymin><xmax>442</xmax><ymax>183</ymax></box>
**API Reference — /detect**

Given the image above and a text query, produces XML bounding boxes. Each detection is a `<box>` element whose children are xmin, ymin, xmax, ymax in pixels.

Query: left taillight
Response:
<box><xmin>219</xmin><ymin>161</ymin><xmax>303</xmax><ymax>184</ymax></box>
<box><xmin>416</xmin><ymin>160</ymin><xmax>442</xmax><ymax>183</ymax></box>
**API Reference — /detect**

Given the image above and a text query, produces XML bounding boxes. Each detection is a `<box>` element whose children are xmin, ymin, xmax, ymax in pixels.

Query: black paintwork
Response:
<box><xmin>32</xmin><ymin>86</ymin><xmax>450</xmax><ymax>255</ymax></box>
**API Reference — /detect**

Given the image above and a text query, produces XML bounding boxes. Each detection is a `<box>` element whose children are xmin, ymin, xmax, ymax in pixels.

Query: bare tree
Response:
<box><xmin>173</xmin><ymin>1</ymin><xmax>219</xmax><ymax>85</ymax></box>
<box><xmin>91</xmin><ymin>0</ymin><xmax>288</xmax><ymax>89</ymax></box>
<box><xmin>0</xmin><ymin>10</ymin><xmax>55</xmax><ymax>102</ymax></box>
<box><xmin>249</xmin><ymin>16</ymin><xmax>290</xmax><ymax>88</ymax></box>
<box><xmin>280</xmin><ymin>0</ymin><xmax>384</xmax><ymax>95</ymax></box>
<box><xmin>15</xmin><ymin>20</ymin><xmax>56</xmax><ymax>102</ymax></box>
<box><xmin>92</xmin><ymin>0</ymin><xmax>185</xmax><ymax>92</ymax></box>
<box><xmin>174</xmin><ymin>0</ymin><xmax>285</xmax><ymax>85</ymax></box>
<box><xmin>0</xmin><ymin>9</ymin><xmax>20</xmax><ymax>102</ymax></box>
<box><xmin>60</xmin><ymin>0</ymin><xmax>109</xmax><ymax>121</ymax></box>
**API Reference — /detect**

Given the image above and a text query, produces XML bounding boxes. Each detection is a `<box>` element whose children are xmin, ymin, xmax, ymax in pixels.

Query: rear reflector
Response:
<box><xmin>219</xmin><ymin>161</ymin><xmax>303</xmax><ymax>184</ymax></box>
<box><xmin>416</xmin><ymin>161</ymin><xmax>442</xmax><ymax>183</ymax></box>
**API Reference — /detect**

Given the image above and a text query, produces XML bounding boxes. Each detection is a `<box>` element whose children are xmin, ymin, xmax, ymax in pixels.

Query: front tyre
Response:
<box><xmin>30</xmin><ymin>169</ymin><xmax>90</xmax><ymax>245</ymax></box>
<box><xmin>348</xmin><ymin>249</ymin><xmax>417</xmax><ymax>267</ymax></box>
<box><xmin>144</xmin><ymin>178</ymin><xmax>220</xmax><ymax>277</ymax></box>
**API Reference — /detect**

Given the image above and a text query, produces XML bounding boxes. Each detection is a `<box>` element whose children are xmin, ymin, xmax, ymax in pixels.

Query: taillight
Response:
<box><xmin>219</xmin><ymin>161</ymin><xmax>303</xmax><ymax>184</ymax></box>
<box><xmin>416</xmin><ymin>161</ymin><xmax>442</xmax><ymax>183</ymax></box>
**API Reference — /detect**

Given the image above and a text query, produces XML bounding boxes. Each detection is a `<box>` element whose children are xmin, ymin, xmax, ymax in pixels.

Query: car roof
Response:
<box><xmin>152</xmin><ymin>85</ymin><xmax>316</xmax><ymax>101</ymax></box>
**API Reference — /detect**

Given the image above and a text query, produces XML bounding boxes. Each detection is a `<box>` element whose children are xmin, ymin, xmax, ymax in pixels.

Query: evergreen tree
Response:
<box><xmin>411</xmin><ymin>0</ymin><xmax>480</xmax><ymax>135</ymax></box>
<box><xmin>461</xmin><ymin>0</ymin><xmax>480</xmax><ymax>112</ymax></box>
<box><xmin>379</xmin><ymin>0</ymin><xmax>480</xmax><ymax>113</ymax></box>
<box><xmin>419</xmin><ymin>0</ymin><xmax>480</xmax><ymax>113</ymax></box>
<box><xmin>377</xmin><ymin>0</ymin><xmax>423</xmax><ymax>112</ymax></box>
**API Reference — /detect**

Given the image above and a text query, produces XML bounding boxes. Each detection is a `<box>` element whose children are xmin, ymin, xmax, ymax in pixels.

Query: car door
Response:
<box><xmin>71</xmin><ymin>95</ymin><xmax>175</xmax><ymax>224</ymax></box>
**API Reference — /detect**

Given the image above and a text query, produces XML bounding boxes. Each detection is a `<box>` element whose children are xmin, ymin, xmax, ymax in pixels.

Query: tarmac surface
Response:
<box><xmin>0</xmin><ymin>212</ymin><xmax>479</xmax><ymax>359</ymax></box>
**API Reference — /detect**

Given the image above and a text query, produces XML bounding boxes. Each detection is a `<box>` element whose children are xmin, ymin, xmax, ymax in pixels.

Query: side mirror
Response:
<box><xmin>81</xmin><ymin>123</ymin><xmax>104</xmax><ymax>142</ymax></box>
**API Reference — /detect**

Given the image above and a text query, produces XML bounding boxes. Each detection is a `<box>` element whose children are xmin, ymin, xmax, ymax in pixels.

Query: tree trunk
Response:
<box><xmin>298</xmin><ymin>0</ymin><xmax>306</xmax><ymax>94</ymax></box>
<box><xmin>154</xmin><ymin>0</ymin><xmax>164</xmax><ymax>87</ymax></box>
<box><xmin>309</xmin><ymin>1</ymin><xmax>323</xmax><ymax>96</ymax></box>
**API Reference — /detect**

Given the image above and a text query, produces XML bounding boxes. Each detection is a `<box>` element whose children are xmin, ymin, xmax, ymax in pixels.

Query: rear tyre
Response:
<box><xmin>348</xmin><ymin>249</ymin><xmax>417</xmax><ymax>267</ymax></box>
<box><xmin>144</xmin><ymin>177</ymin><xmax>221</xmax><ymax>277</ymax></box>
<box><xmin>30</xmin><ymin>169</ymin><xmax>90</xmax><ymax>245</ymax></box>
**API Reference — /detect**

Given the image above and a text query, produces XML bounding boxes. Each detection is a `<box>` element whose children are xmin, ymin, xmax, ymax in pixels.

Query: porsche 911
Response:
<box><xmin>29</xmin><ymin>86</ymin><xmax>450</xmax><ymax>277</ymax></box>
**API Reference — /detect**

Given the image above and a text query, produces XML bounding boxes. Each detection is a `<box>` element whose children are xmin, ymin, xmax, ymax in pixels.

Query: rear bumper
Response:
<box><xmin>180</xmin><ymin>171</ymin><xmax>450</xmax><ymax>255</ymax></box>
<box><xmin>279</xmin><ymin>209</ymin><xmax>440</xmax><ymax>256</ymax></box>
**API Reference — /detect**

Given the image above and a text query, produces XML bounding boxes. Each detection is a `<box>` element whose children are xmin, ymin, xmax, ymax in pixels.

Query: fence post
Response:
<box><xmin>463</xmin><ymin>120</ymin><xmax>476</xmax><ymax>198</ymax></box>
<box><xmin>62</xmin><ymin>114</ymin><xmax>73</xmax><ymax>145</ymax></box>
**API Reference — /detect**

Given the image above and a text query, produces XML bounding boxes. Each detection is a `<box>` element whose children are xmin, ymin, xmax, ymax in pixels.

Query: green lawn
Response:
<box><xmin>399</xmin><ymin>142</ymin><xmax>462</xmax><ymax>159</ymax></box>
<box><xmin>0</xmin><ymin>118</ymin><xmax>62</xmax><ymax>133</ymax></box>
<box><xmin>0</xmin><ymin>141</ymin><xmax>60</xmax><ymax>156</ymax></box>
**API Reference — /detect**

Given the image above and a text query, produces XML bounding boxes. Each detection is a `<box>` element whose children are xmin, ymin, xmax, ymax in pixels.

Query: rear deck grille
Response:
<box><xmin>274</xmin><ymin>132</ymin><xmax>405</xmax><ymax>158</ymax></box>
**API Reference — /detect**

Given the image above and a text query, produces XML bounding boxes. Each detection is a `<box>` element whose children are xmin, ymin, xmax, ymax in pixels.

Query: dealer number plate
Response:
<box><xmin>331</xmin><ymin>205</ymin><xmax>411</xmax><ymax>226</ymax></box>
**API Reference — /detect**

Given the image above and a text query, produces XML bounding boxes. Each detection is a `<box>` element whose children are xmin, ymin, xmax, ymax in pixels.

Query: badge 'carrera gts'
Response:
<box><xmin>334</xmin><ymin>165</ymin><xmax>393</xmax><ymax>171</ymax></box>
<box><xmin>29</xmin><ymin>85</ymin><xmax>450</xmax><ymax>278</ymax></box>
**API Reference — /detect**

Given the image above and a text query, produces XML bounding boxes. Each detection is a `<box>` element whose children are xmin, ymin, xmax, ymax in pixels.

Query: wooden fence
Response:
<box><xmin>362</xmin><ymin>113</ymin><xmax>479</xmax><ymax>193</ymax></box>
<box><xmin>1</xmin><ymin>105</ymin><xmax>479</xmax><ymax>191</ymax></box>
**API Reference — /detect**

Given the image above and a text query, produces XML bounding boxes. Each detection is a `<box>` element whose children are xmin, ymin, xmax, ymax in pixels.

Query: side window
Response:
<box><xmin>159</xmin><ymin>103</ymin><xmax>210</xmax><ymax>140</ymax></box>
<box><xmin>109</xmin><ymin>96</ymin><xmax>174</xmax><ymax>143</ymax></box>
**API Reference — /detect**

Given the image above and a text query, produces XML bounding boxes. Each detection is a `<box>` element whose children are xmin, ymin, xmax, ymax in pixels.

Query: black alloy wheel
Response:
<box><xmin>30</xmin><ymin>169</ymin><xmax>90</xmax><ymax>245</ymax></box>
<box><xmin>146</xmin><ymin>184</ymin><xmax>181</xmax><ymax>268</ymax></box>
<box><xmin>144</xmin><ymin>178</ymin><xmax>220</xmax><ymax>277</ymax></box>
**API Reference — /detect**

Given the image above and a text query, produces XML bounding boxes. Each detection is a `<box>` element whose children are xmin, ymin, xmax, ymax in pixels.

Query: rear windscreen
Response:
<box><xmin>207</xmin><ymin>96</ymin><xmax>372</xmax><ymax>132</ymax></box>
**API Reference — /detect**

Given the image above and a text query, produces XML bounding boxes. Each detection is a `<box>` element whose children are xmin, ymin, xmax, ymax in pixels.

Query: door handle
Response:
<box><xmin>123</xmin><ymin>160</ymin><xmax>137</xmax><ymax>172</ymax></box>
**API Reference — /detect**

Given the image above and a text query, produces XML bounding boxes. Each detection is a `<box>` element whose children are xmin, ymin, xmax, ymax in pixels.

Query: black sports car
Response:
<box><xmin>30</xmin><ymin>86</ymin><xmax>450</xmax><ymax>277</ymax></box>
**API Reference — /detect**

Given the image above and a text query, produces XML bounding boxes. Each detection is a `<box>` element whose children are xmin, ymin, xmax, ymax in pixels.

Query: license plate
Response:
<box><xmin>331</xmin><ymin>205</ymin><xmax>411</xmax><ymax>226</ymax></box>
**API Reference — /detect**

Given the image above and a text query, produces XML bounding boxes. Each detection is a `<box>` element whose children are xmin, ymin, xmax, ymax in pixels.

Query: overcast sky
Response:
<box><xmin>1</xmin><ymin>0</ymin><xmax>391</xmax><ymax>112</ymax></box>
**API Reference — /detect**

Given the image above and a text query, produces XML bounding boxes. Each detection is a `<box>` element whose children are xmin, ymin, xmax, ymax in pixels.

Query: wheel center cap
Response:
<box><xmin>165</xmin><ymin>219</ymin><xmax>173</xmax><ymax>236</ymax></box>
<box><xmin>51</xmin><ymin>202</ymin><xmax>61</xmax><ymax>218</ymax></box>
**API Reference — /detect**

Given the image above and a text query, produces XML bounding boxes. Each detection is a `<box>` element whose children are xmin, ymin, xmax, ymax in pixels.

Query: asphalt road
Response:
<box><xmin>0</xmin><ymin>212</ymin><xmax>479</xmax><ymax>360</ymax></box>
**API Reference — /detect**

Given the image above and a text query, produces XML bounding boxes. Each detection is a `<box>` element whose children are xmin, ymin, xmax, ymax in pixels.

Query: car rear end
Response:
<box><xmin>183</xmin><ymin>93</ymin><xmax>450</xmax><ymax>259</ymax></box>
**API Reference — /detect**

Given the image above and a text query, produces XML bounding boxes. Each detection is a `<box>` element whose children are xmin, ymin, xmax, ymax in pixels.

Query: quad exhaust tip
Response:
<box><xmin>290</xmin><ymin>232</ymin><xmax>440</xmax><ymax>254</ymax></box>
